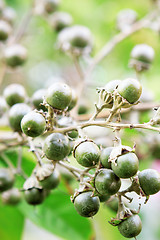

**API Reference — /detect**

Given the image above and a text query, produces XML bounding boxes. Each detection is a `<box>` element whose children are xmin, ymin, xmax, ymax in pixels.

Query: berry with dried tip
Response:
<box><xmin>0</xmin><ymin>168</ymin><xmax>14</xmax><ymax>192</ymax></box>
<box><xmin>117</xmin><ymin>78</ymin><xmax>142</xmax><ymax>104</ymax></box>
<box><xmin>68</xmin><ymin>89</ymin><xmax>78</xmax><ymax>111</ymax></box>
<box><xmin>74</xmin><ymin>191</ymin><xmax>100</xmax><ymax>217</ymax></box>
<box><xmin>74</xmin><ymin>140</ymin><xmax>100</xmax><ymax>167</ymax></box>
<box><xmin>138</xmin><ymin>169</ymin><xmax>160</xmax><ymax>195</ymax></box>
<box><xmin>9</xmin><ymin>103</ymin><xmax>31</xmax><ymax>132</ymax></box>
<box><xmin>21</xmin><ymin>111</ymin><xmax>46</xmax><ymax>137</ymax></box>
<box><xmin>95</xmin><ymin>169</ymin><xmax>121</xmax><ymax>195</ymax></box>
<box><xmin>3</xmin><ymin>83</ymin><xmax>26</xmax><ymax>106</ymax></box>
<box><xmin>24</xmin><ymin>188</ymin><xmax>45</xmax><ymax>205</ymax></box>
<box><xmin>111</xmin><ymin>152</ymin><xmax>139</xmax><ymax>178</ymax></box>
<box><xmin>4</xmin><ymin>44</ymin><xmax>27</xmax><ymax>67</ymax></box>
<box><xmin>46</xmin><ymin>82</ymin><xmax>72</xmax><ymax>110</ymax></box>
<box><xmin>0</xmin><ymin>20</ymin><xmax>11</xmax><ymax>41</ymax></box>
<box><xmin>32</xmin><ymin>88</ymin><xmax>47</xmax><ymax>111</ymax></box>
<box><xmin>50</xmin><ymin>11</ymin><xmax>73</xmax><ymax>32</ymax></box>
<box><xmin>131</xmin><ymin>44</ymin><xmax>155</xmax><ymax>64</ymax></box>
<box><xmin>100</xmin><ymin>147</ymin><xmax>113</xmax><ymax>169</ymax></box>
<box><xmin>43</xmin><ymin>133</ymin><xmax>70</xmax><ymax>161</ymax></box>
<box><xmin>118</xmin><ymin>214</ymin><xmax>142</xmax><ymax>238</ymax></box>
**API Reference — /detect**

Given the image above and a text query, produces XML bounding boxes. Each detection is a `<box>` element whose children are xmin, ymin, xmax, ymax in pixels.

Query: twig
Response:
<box><xmin>28</xmin><ymin>137</ymin><xmax>43</xmax><ymax>166</ymax></box>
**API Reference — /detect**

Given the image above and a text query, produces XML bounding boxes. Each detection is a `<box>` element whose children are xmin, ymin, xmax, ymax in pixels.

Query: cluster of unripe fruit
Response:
<box><xmin>1</xmin><ymin>75</ymin><xmax>160</xmax><ymax>239</ymax></box>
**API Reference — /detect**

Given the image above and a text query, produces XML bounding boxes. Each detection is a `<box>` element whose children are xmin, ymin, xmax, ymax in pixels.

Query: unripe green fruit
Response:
<box><xmin>98</xmin><ymin>194</ymin><xmax>110</xmax><ymax>202</ymax></box>
<box><xmin>118</xmin><ymin>214</ymin><xmax>142</xmax><ymax>238</ymax></box>
<box><xmin>44</xmin><ymin>0</ymin><xmax>60</xmax><ymax>14</ymax></box>
<box><xmin>46</xmin><ymin>82</ymin><xmax>72</xmax><ymax>110</ymax></box>
<box><xmin>50</xmin><ymin>12</ymin><xmax>73</xmax><ymax>32</ymax></box>
<box><xmin>43</xmin><ymin>133</ymin><xmax>70</xmax><ymax>160</ymax></box>
<box><xmin>74</xmin><ymin>191</ymin><xmax>100</xmax><ymax>217</ymax></box>
<box><xmin>74</xmin><ymin>141</ymin><xmax>100</xmax><ymax>167</ymax></box>
<box><xmin>117</xmin><ymin>78</ymin><xmax>142</xmax><ymax>104</ymax></box>
<box><xmin>138</xmin><ymin>169</ymin><xmax>160</xmax><ymax>195</ymax></box>
<box><xmin>0</xmin><ymin>20</ymin><xmax>11</xmax><ymax>41</ymax></box>
<box><xmin>95</xmin><ymin>169</ymin><xmax>121</xmax><ymax>195</ymax></box>
<box><xmin>105</xmin><ymin>80</ymin><xmax>122</xmax><ymax>93</ymax></box>
<box><xmin>0</xmin><ymin>168</ymin><xmax>14</xmax><ymax>192</ymax></box>
<box><xmin>1</xmin><ymin>188</ymin><xmax>21</xmax><ymax>205</ymax></box>
<box><xmin>78</xmin><ymin>104</ymin><xmax>88</xmax><ymax>115</ymax></box>
<box><xmin>111</xmin><ymin>152</ymin><xmax>139</xmax><ymax>178</ymax></box>
<box><xmin>100</xmin><ymin>147</ymin><xmax>113</xmax><ymax>169</ymax></box>
<box><xmin>24</xmin><ymin>188</ymin><xmax>45</xmax><ymax>205</ymax></box>
<box><xmin>68</xmin><ymin>89</ymin><xmax>78</xmax><ymax>111</ymax></box>
<box><xmin>9</xmin><ymin>103</ymin><xmax>31</xmax><ymax>132</ymax></box>
<box><xmin>131</xmin><ymin>44</ymin><xmax>155</xmax><ymax>64</ymax></box>
<box><xmin>4</xmin><ymin>44</ymin><xmax>27</xmax><ymax>67</ymax></box>
<box><xmin>3</xmin><ymin>83</ymin><xmax>26</xmax><ymax>106</ymax></box>
<box><xmin>39</xmin><ymin>169</ymin><xmax>60</xmax><ymax>190</ymax></box>
<box><xmin>21</xmin><ymin>111</ymin><xmax>46</xmax><ymax>137</ymax></box>
<box><xmin>32</xmin><ymin>89</ymin><xmax>47</xmax><ymax>111</ymax></box>
<box><xmin>0</xmin><ymin>97</ymin><xmax>8</xmax><ymax>117</ymax></box>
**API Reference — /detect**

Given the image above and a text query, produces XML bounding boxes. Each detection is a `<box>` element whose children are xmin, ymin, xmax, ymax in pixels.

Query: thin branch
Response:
<box><xmin>28</xmin><ymin>137</ymin><xmax>43</xmax><ymax>166</ymax></box>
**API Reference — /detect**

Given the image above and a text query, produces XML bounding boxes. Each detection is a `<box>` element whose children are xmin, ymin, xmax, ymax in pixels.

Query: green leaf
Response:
<box><xmin>18</xmin><ymin>190</ymin><xmax>93</xmax><ymax>240</ymax></box>
<box><xmin>0</xmin><ymin>202</ymin><xmax>24</xmax><ymax>240</ymax></box>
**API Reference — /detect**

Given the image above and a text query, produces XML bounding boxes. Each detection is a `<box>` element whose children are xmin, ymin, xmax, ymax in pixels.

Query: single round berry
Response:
<box><xmin>0</xmin><ymin>97</ymin><xmax>8</xmax><ymax>117</ymax></box>
<box><xmin>100</xmin><ymin>147</ymin><xmax>113</xmax><ymax>169</ymax></box>
<box><xmin>4</xmin><ymin>44</ymin><xmax>27</xmax><ymax>67</ymax></box>
<box><xmin>0</xmin><ymin>168</ymin><xmax>14</xmax><ymax>192</ymax></box>
<box><xmin>78</xmin><ymin>103</ymin><xmax>88</xmax><ymax>115</ymax></box>
<box><xmin>131</xmin><ymin>44</ymin><xmax>155</xmax><ymax>64</ymax></box>
<box><xmin>44</xmin><ymin>0</ymin><xmax>60</xmax><ymax>14</ymax></box>
<box><xmin>74</xmin><ymin>191</ymin><xmax>100</xmax><ymax>218</ymax></box>
<box><xmin>1</xmin><ymin>188</ymin><xmax>21</xmax><ymax>205</ymax></box>
<box><xmin>117</xmin><ymin>78</ymin><xmax>142</xmax><ymax>104</ymax></box>
<box><xmin>138</xmin><ymin>169</ymin><xmax>160</xmax><ymax>195</ymax></box>
<box><xmin>111</xmin><ymin>152</ymin><xmax>139</xmax><ymax>178</ymax></box>
<box><xmin>39</xmin><ymin>169</ymin><xmax>60</xmax><ymax>190</ymax></box>
<box><xmin>46</xmin><ymin>82</ymin><xmax>72</xmax><ymax>110</ymax></box>
<box><xmin>50</xmin><ymin>12</ymin><xmax>73</xmax><ymax>32</ymax></box>
<box><xmin>95</xmin><ymin>169</ymin><xmax>121</xmax><ymax>195</ymax></box>
<box><xmin>43</xmin><ymin>133</ymin><xmax>70</xmax><ymax>161</ymax></box>
<box><xmin>118</xmin><ymin>214</ymin><xmax>142</xmax><ymax>238</ymax></box>
<box><xmin>9</xmin><ymin>103</ymin><xmax>31</xmax><ymax>132</ymax></box>
<box><xmin>3</xmin><ymin>83</ymin><xmax>26</xmax><ymax>106</ymax></box>
<box><xmin>58</xmin><ymin>25</ymin><xmax>93</xmax><ymax>54</ymax></box>
<box><xmin>24</xmin><ymin>188</ymin><xmax>45</xmax><ymax>205</ymax></box>
<box><xmin>68</xmin><ymin>89</ymin><xmax>78</xmax><ymax>111</ymax></box>
<box><xmin>21</xmin><ymin>111</ymin><xmax>46</xmax><ymax>137</ymax></box>
<box><xmin>74</xmin><ymin>141</ymin><xmax>100</xmax><ymax>167</ymax></box>
<box><xmin>2</xmin><ymin>7</ymin><xmax>16</xmax><ymax>24</ymax></box>
<box><xmin>105</xmin><ymin>80</ymin><xmax>122</xmax><ymax>93</ymax></box>
<box><xmin>98</xmin><ymin>194</ymin><xmax>110</xmax><ymax>202</ymax></box>
<box><xmin>32</xmin><ymin>88</ymin><xmax>47</xmax><ymax>111</ymax></box>
<box><xmin>0</xmin><ymin>20</ymin><xmax>11</xmax><ymax>41</ymax></box>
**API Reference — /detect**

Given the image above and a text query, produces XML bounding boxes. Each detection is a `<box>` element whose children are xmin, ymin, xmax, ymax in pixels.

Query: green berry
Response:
<box><xmin>100</xmin><ymin>147</ymin><xmax>113</xmax><ymax>169</ymax></box>
<box><xmin>43</xmin><ymin>133</ymin><xmax>70</xmax><ymax>161</ymax></box>
<box><xmin>4</xmin><ymin>44</ymin><xmax>27</xmax><ymax>67</ymax></box>
<box><xmin>21</xmin><ymin>111</ymin><xmax>46</xmax><ymax>137</ymax></box>
<box><xmin>0</xmin><ymin>168</ymin><xmax>14</xmax><ymax>192</ymax></box>
<box><xmin>39</xmin><ymin>170</ymin><xmax>60</xmax><ymax>190</ymax></box>
<box><xmin>32</xmin><ymin>89</ymin><xmax>47</xmax><ymax>111</ymax></box>
<box><xmin>2</xmin><ymin>188</ymin><xmax>21</xmax><ymax>205</ymax></box>
<box><xmin>117</xmin><ymin>78</ymin><xmax>142</xmax><ymax>104</ymax></box>
<box><xmin>118</xmin><ymin>214</ymin><xmax>142</xmax><ymax>238</ymax></box>
<box><xmin>74</xmin><ymin>141</ymin><xmax>100</xmax><ymax>167</ymax></box>
<box><xmin>131</xmin><ymin>44</ymin><xmax>155</xmax><ymax>64</ymax></box>
<box><xmin>0</xmin><ymin>20</ymin><xmax>11</xmax><ymax>41</ymax></box>
<box><xmin>95</xmin><ymin>169</ymin><xmax>121</xmax><ymax>195</ymax></box>
<box><xmin>98</xmin><ymin>194</ymin><xmax>110</xmax><ymax>202</ymax></box>
<box><xmin>138</xmin><ymin>169</ymin><xmax>160</xmax><ymax>195</ymax></box>
<box><xmin>50</xmin><ymin>12</ymin><xmax>73</xmax><ymax>32</ymax></box>
<box><xmin>3</xmin><ymin>83</ymin><xmax>26</xmax><ymax>106</ymax></box>
<box><xmin>68</xmin><ymin>89</ymin><xmax>78</xmax><ymax>111</ymax></box>
<box><xmin>24</xmin><ymin>188</ymin><xmax>45</xmax><ymax>205</ymax></box>
<box><xmin>74</xmin><ymin>191</ymin><xmax>100</xmax><ymax>217</ymax></box>
<box><xmin>111</xmin><ymin>152</ymin><xmax>139</xmax><ymax>178</ymax></box>
<box><xmin>44</xmin><ymin>0</ymin><xmax>60</xmax><ymax>14</ymax></box>
<box><xmin>9</xmin><ymin>103</ymin><xmax>31</xmax><ymax>132</ymax></box>
<box><xmin>46</xmin><ymin>82</ymin><xmax>72</xmax><ymax>110</ymax></box>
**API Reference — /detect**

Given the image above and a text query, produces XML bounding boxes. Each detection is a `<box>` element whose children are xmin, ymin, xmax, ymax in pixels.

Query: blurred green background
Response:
<box><xmin>1</xmin><ymin>0</ymin><xmax>160</xmax><ymax>240</ymax></box>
